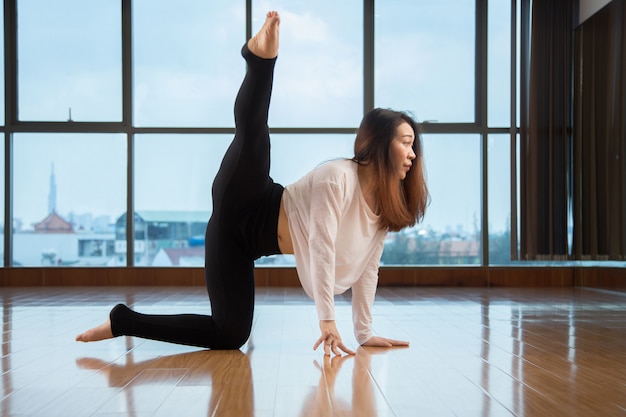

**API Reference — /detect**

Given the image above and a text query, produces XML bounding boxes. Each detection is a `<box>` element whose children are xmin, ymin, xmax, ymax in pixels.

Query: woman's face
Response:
<box><xmin>390</xmin><ymin>122</ymin><xmax>417</xmax><ymax>180</ymax></box>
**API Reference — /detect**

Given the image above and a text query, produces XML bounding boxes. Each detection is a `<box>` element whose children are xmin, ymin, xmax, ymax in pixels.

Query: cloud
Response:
<box><xmin>280</xmin><ymin>10</ymin><xmax>333</xmax><ymax>45</ymax></box>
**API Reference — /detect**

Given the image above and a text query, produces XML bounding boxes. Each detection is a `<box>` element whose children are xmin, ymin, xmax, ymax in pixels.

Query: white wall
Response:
<box><xmin>579</xmin><ymin>0</ymin><xmax>612</xmax><ymax>24</ymax></box>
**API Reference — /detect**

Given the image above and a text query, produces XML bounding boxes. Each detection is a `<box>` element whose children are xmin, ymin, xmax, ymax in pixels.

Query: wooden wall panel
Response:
<box><xmin>575</xmin><ymin>267</ymin><xmax>626</xmax><ymax>292</ymax></box>
<box><xmin>487</xmin><ymin>267</ymin><xmax>575</xmax><ymax>287</ymax></box>
<box><xmin>0</xmin><ymin>266</ymin><xmax>611</xmax><ymax>288</ymax></box>
<box><xmin>378</xmin><ymin>267</ymin><xmax>488</xmax><ymax>287</ymax></box>
<box><xmin>0</xmin><ymin>267</ymin><xmax>204</xmax><ymax>287</ymax></box>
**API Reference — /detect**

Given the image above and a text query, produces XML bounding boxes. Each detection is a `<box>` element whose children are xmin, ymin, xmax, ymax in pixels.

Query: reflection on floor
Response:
<box><xmin>1</xmin><ymin>286</ymin><xmax>625</xmax><ymax>416</ymax></box>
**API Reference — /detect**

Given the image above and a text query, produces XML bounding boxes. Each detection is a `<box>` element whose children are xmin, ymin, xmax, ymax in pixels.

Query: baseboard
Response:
<box><xmin>1</xmin><ymin>266</ymin><xmax>620</xmax><ymax>288</ymax></box>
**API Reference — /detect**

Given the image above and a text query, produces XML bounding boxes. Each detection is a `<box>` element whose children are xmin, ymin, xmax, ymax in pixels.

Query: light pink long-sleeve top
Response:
<box><xmin>283</xmin><ymin>159</ymin><xmax>387</xmax><ymax>345</ymax></box>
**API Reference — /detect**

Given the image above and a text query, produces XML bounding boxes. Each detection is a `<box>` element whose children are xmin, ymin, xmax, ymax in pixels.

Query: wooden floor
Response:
<box><xmin>1</xmin><ymin>286</ymin><xmax>625</xmax><ymax>417</ymax></box>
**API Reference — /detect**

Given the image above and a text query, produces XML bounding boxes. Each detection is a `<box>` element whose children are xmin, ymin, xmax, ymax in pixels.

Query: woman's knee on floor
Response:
<box><xmin>212</xmin><ymin>317</ymin><xmax>253</xmax><ymax>349</ymax></box>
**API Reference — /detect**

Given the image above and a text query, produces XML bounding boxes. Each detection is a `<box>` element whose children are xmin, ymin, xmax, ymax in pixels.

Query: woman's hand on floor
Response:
<box><xmin>314</xmin><ymin>320</ymin><xmax>356</xmax><ymax>356</ymax></box>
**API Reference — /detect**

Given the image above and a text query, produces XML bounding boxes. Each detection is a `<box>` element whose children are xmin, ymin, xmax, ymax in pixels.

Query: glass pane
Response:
<box><xmin>17</xmin><ymin>0</ymin><xmax>122</xmax><ymax>121</ymax></box>
<box><xmin>133</xmin><ymin>0</ymin><xmax>244</xmax><ymax>127</ymax></box>
<box><xmin>488</xmin><ymin>134</ymin><xmax>512</xmax><ymax>264</ymax></box>
<box><xmin>270</xmin><ymin>134</ymin><xmax>356</xmax><ymax>185</ymax></box>
<box><xmin>488</xmin><ymin>0</ymin><xmax>511</xmax><ymax>127</ymax></box>
<box><xmin>0</xmin><ymin>5</ymin><xmax>4</xmax><ymax>124</ymax></box>
<box><xmin>253</xmin><ymin>1</ymin><xmax>363</xmax><ymax>127</ymax></box>
<box><xmin>134</xmin><ymin>133</ymin><xmax>354</xmax><ymax>267</ymax></box>
<box><xmin>262</xmin><ymin>134</ymin><xmax>356</xmax><ymax>266</ymax></box>
<box><xmin>0</xmin><ymin>137</ymin><xmax>3</xmax><ymax>263</ymax></box>
<box><xmin>515</xmin><ymin>133</ymin><xmax>520</xmax><ymax>259</ymax></box>
<box><xmin>13</xmin><ymin>134</ymin><xmax>126</xmax><ymax>266</ymax></box>
<box><xmin>516</xmin><ymin>1</ymin><xmax>522</xmax><ymax>128</ymax></box>
<box><xmin>382</xmin><ymin>135</ymin><xmax>481</xmax><ymax>265</ymax></box>
<box><xmin>375</xmin><ymin>0</ymin><xmax>475</xmax><ymax>123</ymax></box>
<box><xmin>134</xmin><ymin>134</ymin><xmax>230</xmax><ymax>267</ymax></box>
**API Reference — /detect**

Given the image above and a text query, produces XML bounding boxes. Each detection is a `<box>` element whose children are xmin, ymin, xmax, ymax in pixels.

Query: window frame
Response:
<box><xmin>1</xmin><ymin>0</ymin><xmax>521</xmax><ymax>267</ymax></box>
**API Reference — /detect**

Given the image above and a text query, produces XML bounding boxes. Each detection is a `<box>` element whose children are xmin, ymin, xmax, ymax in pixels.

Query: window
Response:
<box><xmin>134</xmin><ymin>133</ymin><xmax>355</xmax><ymax>267</ymax></box>
<box><xmin>0</xmin><ymin>4</ymin><xmax>4</xmax><ymax>123</ymax></box>
<box><xmin>488</xmin><ymin>0</ymin><xmax>512</xmax><ymax>127</ymax></box>
<box><xmin>381</xmin><ymin>134</ymin><xmax>482</xmax><ymax>265</ymax></box>
<box><xmin>375</xmin><ymin>0</ymin><xmax>475</xmax><ymax>123</ymax></box>
<box><xmin>254</xmin><ymin>0</ymin><xmax>363</xmax><ymax>127</ymax></box>
<box><xmin>488</xmin><ymin>134</ymin><xmax>513</xmax><ymax>264</ymax></box>
<box><xmin>0</xmin><ymin>138</ymin><xmax>4</xmax><ymax>261</ymax></box>
<box><xmin>269</xmin><ymin>134</ymin><xmax>356</xmax><ymax>185</ymax></box>
<box><xmin>133</xmin><ymin>0</ymin><xmax>243</xmax><ymax>127</ymax></box>
<box><xmin>12</xmin><ymin>134</ymin><xmax>126</xmax><ymax>266</ymax></box>
<box><xmin>133</xmin><ymin>134</ymin><xmax>225</xmax><ymax>266</ymax></box>
<box><xmin>17</xmin><ymin>0</ymin><xmax>121</xmax><ymax>121</ymax></box>
<box><xmin>3</xmin><ymin>1</ymin><xmax>520</xmax><ymax>267</ymax></box>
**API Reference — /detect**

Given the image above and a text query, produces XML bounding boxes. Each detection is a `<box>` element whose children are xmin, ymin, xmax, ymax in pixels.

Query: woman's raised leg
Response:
<box><xmin>76</xmin><ymin>12</ymin><xmax>282</xmax><ymax>348</ymax></box>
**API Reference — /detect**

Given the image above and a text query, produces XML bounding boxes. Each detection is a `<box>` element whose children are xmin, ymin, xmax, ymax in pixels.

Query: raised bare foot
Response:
<box><xmin>248</xmin><ymin>11</ymin><xmax>280</xmax><ymax>58</ymax></box>
<box><xmin>75</xmin><ymin>318</ymin><xmax>113</xmax><ymax>342</ymax></box>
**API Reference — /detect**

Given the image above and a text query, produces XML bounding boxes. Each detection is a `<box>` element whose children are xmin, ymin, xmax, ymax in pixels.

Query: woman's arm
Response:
<box><xmin>307</xmin><ymin>173</ymin><xmax>354</xmax><ymax>355</ymax></box>
<box><xmin>351</xmin><ymin>239</ymin><xmax>409</xmax><ymax>348</ymax></box>
<box><xmin>308</xmin><ymin>178</ymin><xmax>343</xmax><ymax>323</ymax></box>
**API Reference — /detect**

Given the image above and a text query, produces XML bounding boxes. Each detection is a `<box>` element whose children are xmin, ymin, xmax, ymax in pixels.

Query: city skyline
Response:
<box><xmin>13</xmin><ymin>151</ymin><xmax>494</xmax><ymax>239</ymax></box>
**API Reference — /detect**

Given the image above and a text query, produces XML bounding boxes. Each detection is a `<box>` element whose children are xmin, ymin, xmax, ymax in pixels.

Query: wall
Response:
<box><xmin>579</xmin><ymin>0</ymin><xmax>612</xmax><ymax>24</ymax></box>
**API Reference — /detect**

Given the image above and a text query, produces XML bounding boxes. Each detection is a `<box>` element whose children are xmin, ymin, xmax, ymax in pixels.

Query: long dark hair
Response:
<box><xmin>352</xmin><ymin>108</ymin><xmax>429</xmax><ymax>232</ymax></box>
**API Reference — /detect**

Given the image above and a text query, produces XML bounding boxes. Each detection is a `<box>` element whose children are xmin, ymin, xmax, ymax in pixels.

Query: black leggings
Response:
<box><xmin>110</xmin><ymin>44</ymin><xmax>283</xmax><ymax>349</ymax></box>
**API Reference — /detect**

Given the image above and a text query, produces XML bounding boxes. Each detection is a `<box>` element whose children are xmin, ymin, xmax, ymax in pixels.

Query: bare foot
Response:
<box><xmin>75</xmin><ymin>318</ymin><xmax>114</xmax><ymax>342</ymax></box>
<box><xmin>248</xmin><ymin>11</ymin><xmax>280</xmax><ymax>58</ymax></box>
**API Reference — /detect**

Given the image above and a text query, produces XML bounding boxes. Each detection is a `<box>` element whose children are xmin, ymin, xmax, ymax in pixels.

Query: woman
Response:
<box><xmin>76</xmin><ymin>11</ymin><xmax>428</xmax><ymax>356</ymax></box>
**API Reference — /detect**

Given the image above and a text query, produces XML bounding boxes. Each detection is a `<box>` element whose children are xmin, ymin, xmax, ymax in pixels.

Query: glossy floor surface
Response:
<box><xmin>1</xmin><ymin>286</ymin><xmax>625</xmax><ymax>416</ymax></box>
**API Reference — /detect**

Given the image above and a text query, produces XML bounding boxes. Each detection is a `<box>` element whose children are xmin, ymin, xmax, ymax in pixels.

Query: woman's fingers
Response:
<box><xmin>314</xmin><ymin>335</ymin><xmax>355</xmax><ymax>356</ymax></box>
<box><xmin>313</xmin><ymin>336</ymin><xmax>324</xmax><ymax>351</ymax></box>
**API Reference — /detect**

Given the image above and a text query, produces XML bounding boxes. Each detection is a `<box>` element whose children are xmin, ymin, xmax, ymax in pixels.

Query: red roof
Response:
<box><xmin>33</xmin><ymin>212</ymin><xmax>74</xmax><ymax>234</ymax></box>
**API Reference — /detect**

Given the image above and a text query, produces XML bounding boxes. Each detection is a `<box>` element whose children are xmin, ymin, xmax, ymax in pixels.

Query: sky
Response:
<box><xmin>7</xmin><ymin>0</ymin><xmax>514</xmax><ymax>235</ymax></box>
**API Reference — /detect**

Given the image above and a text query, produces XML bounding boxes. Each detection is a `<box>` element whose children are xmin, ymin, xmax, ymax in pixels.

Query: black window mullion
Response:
<box><xmin>246</xmin><ymin>0</ymin><xmax>252</xmax><ymax>42</ymax></box>
<box><xmin>4</xmin><ymin>0</ymin><xmax>17</xmax><ymax>266</ymax></box>
<box><xmin>364</xmin><ymin>0</ymin><xmax>374</xmax><ymax>116</ymax></box>
<box><xmin>122</xmin><ymin>0</ymin><xmax>134</xmax><ymax>265</ymax></box>
<box><xmin>510</xmin><ymin>0</ymin><xmax>519</xmax><ymax>261</ymax></box>
<box><xmin>477</xmin><ymin>0</ymin><xmax>489</xmax><ymax>265</ymax></box>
